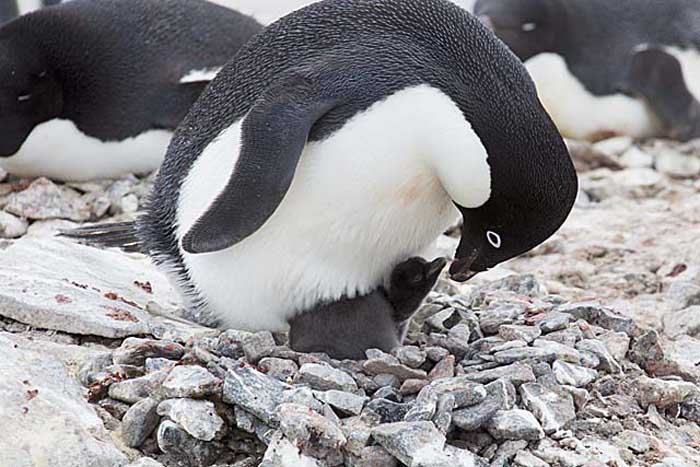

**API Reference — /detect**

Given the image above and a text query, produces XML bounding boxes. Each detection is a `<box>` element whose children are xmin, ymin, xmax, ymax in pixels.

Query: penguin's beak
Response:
<box><xmin>449</xmin><ymin>249</ymin><xmax>480</xmax><ymax>282</ymax></box>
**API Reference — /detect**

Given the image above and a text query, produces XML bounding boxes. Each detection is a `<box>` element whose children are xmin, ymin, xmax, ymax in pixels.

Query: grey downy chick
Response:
<box><xmin>288</xmin><ymin>257</ymin><xmax>447</xmax><ymax>360</ymax></box>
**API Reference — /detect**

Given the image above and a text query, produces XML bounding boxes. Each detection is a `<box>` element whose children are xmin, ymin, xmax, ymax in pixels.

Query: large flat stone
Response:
<box><xmin>0</xmin><ymin>334</ymin><xmax>128</xmax><ymax>467</ymax></box>
<box><xmin>0</xmin><ymin>238</ymin><xmax>179</xmax><ymax>338</ymax></box>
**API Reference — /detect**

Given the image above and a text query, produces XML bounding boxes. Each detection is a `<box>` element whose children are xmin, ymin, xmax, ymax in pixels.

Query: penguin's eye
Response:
<box><xmin>521</xmin><ymin>22</ymin><xmax>537</xmax><ymax>32</ymax></box>
<box><xmin>17</xmin><ymin>93</ymin><xmax>32</xmax><ymax>102</ymax></box>
<box><xmin>486</xmin><ymin>230</ymin><xmax>502</xmax><ymax>249</ymax></box>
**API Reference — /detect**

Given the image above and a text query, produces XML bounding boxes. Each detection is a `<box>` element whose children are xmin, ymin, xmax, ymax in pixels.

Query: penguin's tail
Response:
<box><xmin>58</xmin><ymin>222</ymin><xmax>142</xmax><ymax>253</ymax></box>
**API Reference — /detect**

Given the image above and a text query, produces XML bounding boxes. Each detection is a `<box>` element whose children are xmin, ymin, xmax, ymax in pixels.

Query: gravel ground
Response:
<box><xmin>0</xmin><ymin>136</ymin><xmax>698</xmax><ymax>467</ymax></box>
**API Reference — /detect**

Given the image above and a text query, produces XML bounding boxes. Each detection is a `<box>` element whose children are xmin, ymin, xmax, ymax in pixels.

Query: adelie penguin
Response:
<box><xmin>474</xmin><ymin>0</ymin><xmax>700</xmax><ymax>141</ymax></box>
<box><xmin>67</xmin><ymin>0</ymin><xmax>578</xmax><ymax>336</ymax></box>
<box><xmin>0</xmin><ymin>0</ymin><xmax>262</xmax><ymax>181</ymax></box>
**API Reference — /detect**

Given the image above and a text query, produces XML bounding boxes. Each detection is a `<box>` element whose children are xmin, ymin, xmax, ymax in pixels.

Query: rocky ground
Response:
<box><xmin>0</xmin><ymin>136</ymin><xmax>699</xmax><ymax>467</ymax></box>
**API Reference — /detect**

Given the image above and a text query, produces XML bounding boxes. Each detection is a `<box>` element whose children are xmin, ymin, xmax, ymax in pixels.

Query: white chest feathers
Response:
<box><xmin>525</xmin><ymin>48</ymin><xmax>700</xmax><ymax>141</ymax></box>
<box><xmin>0</xmin><ymin>119</ymin><xmax>171</xmax><ymax>182</ymax></box>
<box><xmin>175</xmin><ymin>84</ymin><xmax>491</xmax><ymax>331</ymax></box>
<box><xmin>525</xmin><ymin>53</ymin><xmax>662</xmax><ymax>140</ymax></box>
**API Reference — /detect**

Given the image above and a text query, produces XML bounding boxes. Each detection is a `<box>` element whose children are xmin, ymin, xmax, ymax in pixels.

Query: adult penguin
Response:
<box><xmin>0</xmin><ymin>0</ymin><xmax>262</xmax><ymax>181</ymax></box>
<box><xmin>474</xmin><ymin>0</ymin><xmax>700</xmax><ymax>141</ymax></box>
<box><xmin>66</xmin><ymin>0</ymin><xmax>578</xmax><ymax>331</ymax></box>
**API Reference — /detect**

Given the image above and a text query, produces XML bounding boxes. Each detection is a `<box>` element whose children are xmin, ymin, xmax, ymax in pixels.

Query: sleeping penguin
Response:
<box><xmin>0</xmin><ymin>0</ymin><xmax>262</xmax><ymax>181</ymax></box>
<box><xmin>474</xmin><ymin>0</ymin><xmax>700</xmax><ymax>141</ymax></box>
<box><xmin>288</xmin><ymin>257</ymin><xmax>447</xmax><ymax>360</ymax></box>
<box><xmin>64</xmin><ymin>0</ymin><xmax>578</xmax><ymax>335</ymax></box>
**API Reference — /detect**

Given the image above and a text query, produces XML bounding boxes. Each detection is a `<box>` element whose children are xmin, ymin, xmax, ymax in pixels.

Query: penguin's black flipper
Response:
<box><xmin>59</xmin><ymin>222</ymin><xmax>142</xmax><ymax>253</ymax></box>
<box><xmin>153</xmin><ymin>81</ymin><xmax>210</xmax><ymax>130</ymax></box>
<box><xmin>625</xmin><ymin>47</ymin><xmax>700</xmax><ymax>141</ymax></box>
<box><xmin>182</xmin><ymin>73</ymin><xmax>343</xmax><ymax>254</ymax></box>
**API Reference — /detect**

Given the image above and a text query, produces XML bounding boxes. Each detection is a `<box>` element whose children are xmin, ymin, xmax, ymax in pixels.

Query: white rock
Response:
<box><xmin>656</xmin><ymin>151</ymin><xmax>700</xmax><ymax>178</ymax></box>
<box><xmin>0</xmin><ymin>334</ymin><xmax>128</xmax><ymax>467</ymax></box>
<box><xmin>157</xmin><ymin>399</ymin><xmax>224</xmax><ymax>441</ymax></box>
<box><xmin>0</xmin><ymin>211</ymin><xmax>28</xmax><ymax>238</ymax></box>
<box><xmin>0</xmin><ymin>238</ymin><xmax>178</xmax><ymax>338</ymax></box>
<box><xmin>619</xmin><ymin>146</ymin><xmax>654</xmax><ymax>168</ymax></box>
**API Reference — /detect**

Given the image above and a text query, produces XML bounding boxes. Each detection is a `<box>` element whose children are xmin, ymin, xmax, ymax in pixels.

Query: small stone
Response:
<box><xmin>656</xmin><ymin>150</ymin><xmax>700</xmax><ymax>177</ymax></box>
<box><xmin>346</xmin><ymin>445</ymin><xmax>398</xmax><ymax>467</ymax></box>
<box><xmin>493</xmin><ymin>347</ymin><xmax>556</xmax><ymax>364</ymax></box>
<box><xmin>278</xmin><ymin>403</ymin><xmax>347</xmax><ymax>455</ymax></box>
<box><xmin>463</xmin><ymin>362</ymin><xmax>536</xmax><ymax>386</ymax></box>
<box><xmin>634</xmin><ymin>375</ymin><xmax>699</xmax><ymax>408</ymax></box>
<box><xmin>315</xmin><ymin>390</ymin><xmax>368</xmax><ymax>416</ymax></box>
<box><xmin>490</xmin><ymin>340</ymin><xmax>529</xmax><ymax>353</ymax></box>
<box><xmin>108</xmin><ymin>370</ymin><xmax>167</xmax><ymax>404</ymax></box>
<box><xmin>614</xmin><ymin>430</ymin><xmax>652</xmax><ymax>454</ymax></box>
<box><xmin>260</xmin><ymin>432</ymin><xmax>320</xmax><ymax>467</ymax></box>
<box><xmin>428</xmin><ymin>377</ymin><xmax>487</xmax><ymax>408</ymax></box>
<box><xmin>258</xmin><ymin>357</ymin><xmax>298</xmax><ymax>381</ymax></box>
<box><xmin>561</xmin><ymin>385</ymin><xmax>590</xmax><ymax>410</ymax></box>
<box><xmin>558</xmin><ymin>302</ymin><xmax>638</xmax><ymax>336</ymax></box>
<box><xmin>486</xmin><ymin>409</ymin><xmax>544</xmax><ymax>441</ymax></box>
<box><xmin>126</xmin><ymin>458</ymin><xmax>165</xmax><ymax>467</ymax></box>
<box><xmin>578</xmin><ymin>350</ymin><xmax>601</xmax><ymax>369</ymax></box>
<box><xmin>373</xmin><ymin>385</ymin><xmax>402</xmax><ymax>401</ymax></box>
<box><xmin>400</xmin><ymin>379</ymin><xmax>428</xmax><ymax>396</ymax></box>
<box><xmin>576</xmin><ymin>339</ymin><xmax>622</xmax><ymax>373</ymax></box>
<box><xmin>280</xmin><ymin>386</ymin><xmax>324</xmax><ymax>413</ymax></box>
<box><xmin>157</xmin><ymin>420</ymin><xmax>223</xmax><ymax>467</ymax></box>
<box><xmin>121</xmin><ymin>398</ymin><xmax>160</xmax><ymax>448</ymax></box>
<box><xmin>499</xmin><ymin>325</ymin><xmax>542</xmax><ymax>343</ymax></box>
<box><xmin>452</xmin><ymin>379</ymin><xmax>515</xmax><ymax>431</ymax></box>
<box><xmin>539</xmin><ymin>326</ymin><xmax>582</xmax><ymax>347</ymax></box>
<box><xmin>479</xmin><ymin>304</ymin><xmax>525</xmax><ymax>334</ymax></box>
<box><xmin>0</xmin><ymin>211</ymin><xmax>28</xmax><ymax>238</ymax></box>
<box><xmin>680</xmin><ymin>396</ymin><xmax>700</xmax><ymax>422</ymax></box>
<box><xmin>144</xmin><ymin>358</ymin><xmax>177</xmax><ymax>373</ymax></box>
<box><xmin>363</xmin><ymin>350</ymin><xmax>428</xmax><ymax>381</ymax></box>
<box><xmin>297</xmin><ymin>362</ymin><xmax>358</xmax><ymax>392</ymax></box>
<box><xmin>667</xmin><ymin>281</ymin><xmax>700</xmax><ymax>312</ymax></box>
<box><xmin>663</xmin><ymin>305</ymin><xmax>700</xmax><ymax>338</ymax></box>
<box><xmin>112</xmin><ymin>338</ymin><xmax>185</xmax><ymax>366</ymax></box>
<box><xmin>4</xmin><ymin>178</ymin><xmax>93</xmax><ymax>221</ymax></box>
<box><xmin>404</xmin><ymin>386</ymin><xmax>439</xmax><ymax>422</ymax></box>
<box><xmin>553</xmin><ymin>360</ymin><xmax>598</xmax><ymax>387</ymax></box>
<box><xmin>481</xmin><ymin>274</ymin><xmax>544</xmax><ymax>297</ymax></box>
<box><xmin>538</xmin><ymin>312</ymin><xmax>572</xmax><ymax>333</ymax></box>
<box><xmin>157</xmin><ymin>398</ymin><xmax>224</xmax><ymax>441</ymax></box>
<box><xmin>393</xmin><ymin>346</ymin><xmax>427</xmax><ymax>369</ymax></box>
<box><xmin>372</xmin><ymin>421</ymin><xmax>487</xmax><ymax>467</ymax></box>
<box><xmin>342</xmin><ymin>416</ymin><xmax>374</xmax><ymax>456</ymax></box>
<box><xmin>373</xmin><ymin>373</ymin><xmax>401</xmax><ymax>389</ymax></box>
<box><xmin>425</xmin><ymin>347</ymin><xmax>449</xmax><ymax>362</ymax></box>
<box><xmin>223</xmin><ymin>365</ymin><xmax>287</xmax><ymax>426</ymax></box>
<box><xmin>242</xmin><ymin>331</ymin><xmax>276</xmax><ymax>364</ymax></box>
<box><xmin>520</xmin><ymin>383</ymin><xmax>576</xmax><ymax>434</ymax></box>
<box><xmin>597</xmin><ymin>331</ymin><xmax>631</xmax><ymax>361</ymax></box>
<box><xmin>365</xmin><ymin>399</ymin><xmax>411</xmax><ymax>423</ymax></box>
<box><xmin>433</xmin><ymin>394</ymin><xmax>455</xmax><ymax>434</ymax></box>
<box><xmin>98</xmin><ymin>398</ymin><xmax>131</xmax><ymax>420</ymax></box>
<box><xmin>491</xmin><ymin>440</ymin><xmax>528</xmax><ymax>466</ymax></box>
<box><xmin>160</xmin><ymin>365</ymin><xmax>221</xmax><ymax>399</ymax></box>
<box><xmin>428</xmin><ymin>355</ymin><xmax>455</xmax><ymax>380</ymax></box>
<box><xmin>513</xmin><ymin>451</ymin><xmax>549</xmax><ymax>467</ymax></box>
<box><xmin>618</xmin><ymin>145</ymin><xmax>653</xmax><ymax>168</ymax></box>
<box><xmin>533</xmin><ymin>339</ymin><xmax>580</xmax><ymax>363</ymax></box>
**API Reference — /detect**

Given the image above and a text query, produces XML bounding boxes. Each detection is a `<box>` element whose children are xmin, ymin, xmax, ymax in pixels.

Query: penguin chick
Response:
<box><xmin>288</xmin><ymin>257</ymin><xmax>446</xmax><ymax>360</ymax></box>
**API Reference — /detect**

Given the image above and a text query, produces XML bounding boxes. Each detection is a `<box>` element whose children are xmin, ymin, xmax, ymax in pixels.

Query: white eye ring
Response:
<box><xmin>522</xmin><ymin>22</ymin><xmax>537</xmax><ymax>32</ymax></box>
<box><xmin>486</xmin><ymin>230</ymin><xmax>502</xmax><ymax>249</ymax></box>
<box><xmin>17</xmin><ymin>94</ymin><xmax>31</xmax><ymax>102</ymax></box>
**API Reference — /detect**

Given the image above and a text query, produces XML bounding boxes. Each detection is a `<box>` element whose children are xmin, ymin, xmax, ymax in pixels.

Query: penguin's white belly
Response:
<box><xmin>176</xmin><ymin>85</ymin><xmax>491</xmax><ymax>331</ymax></box>
<box><xmin>1</xmin><ymin>119</ymin><xmax>171</xmax><ymax>182</ymax></box>
<box><xmin>525</xmin><ymin>53</ymin><xmax>662</xmax><ymax>140</ymax></box>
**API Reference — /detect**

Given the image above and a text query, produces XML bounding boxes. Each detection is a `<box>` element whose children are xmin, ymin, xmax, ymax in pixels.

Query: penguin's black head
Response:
<box><xmin>0</xmin><ymin>36</ymin><xmax>62</xmax><ymax>157</ymax></box>
<box><xmin>449</xmin><ymin>116</ymin><xmax>578</xmax><ymax>282</ymax></box>
<box><xmin>390</xmin><ymin>257</ymin><xmax>447</xmax><ymax>296</ymax></box>
<box><xmin>473</xmin><ymin>0</ymin><xmax>563</xmax><ymax>61</ymax></box>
